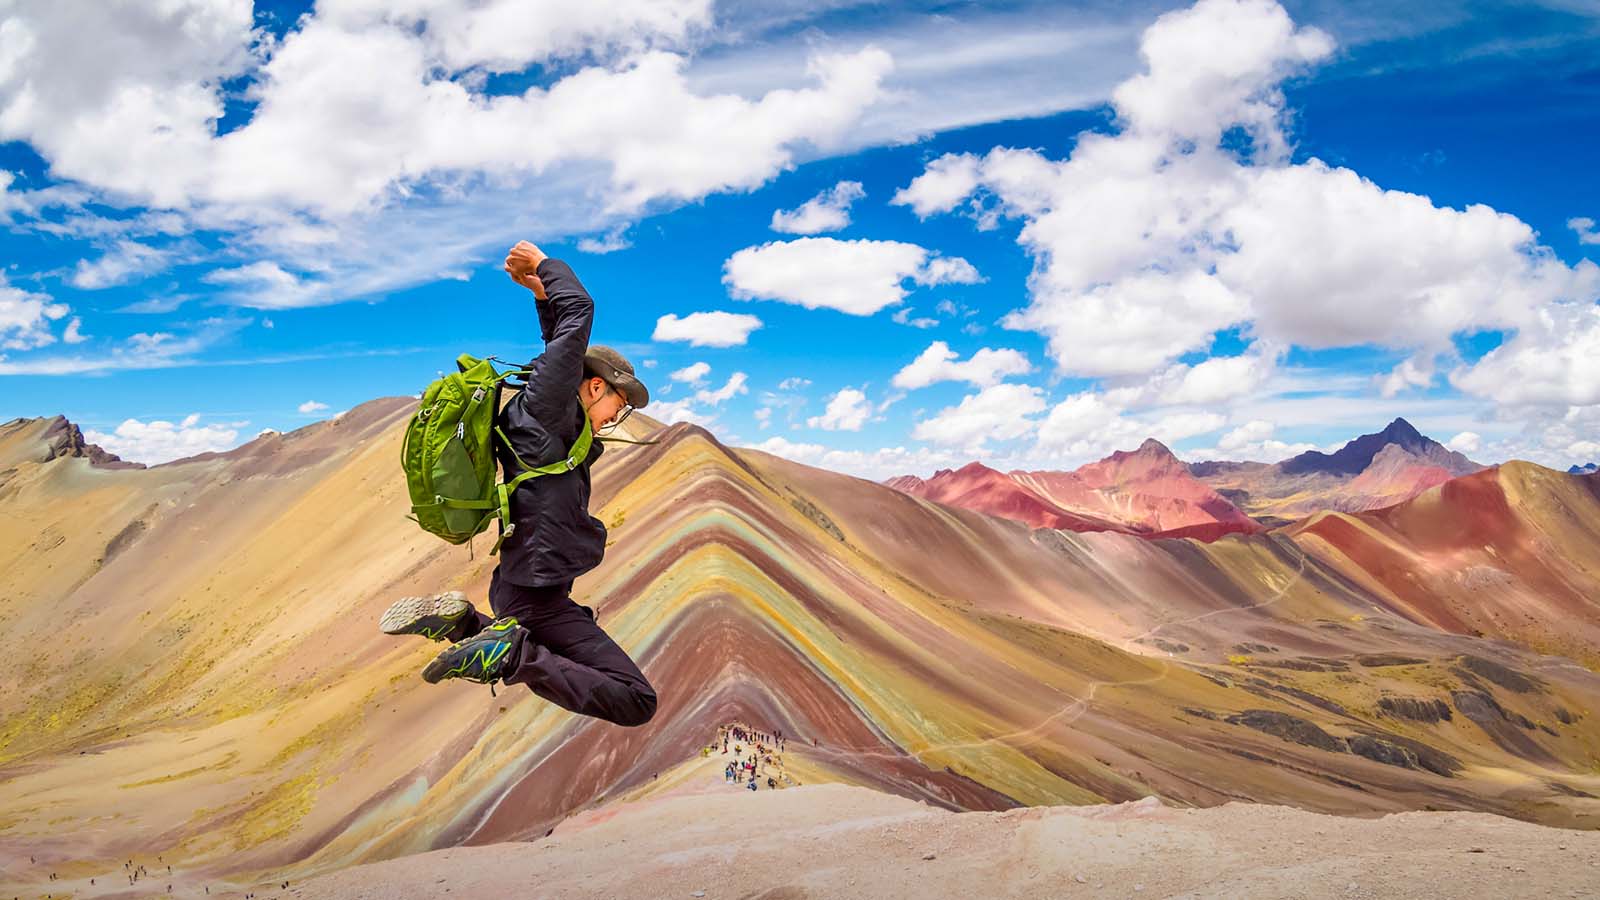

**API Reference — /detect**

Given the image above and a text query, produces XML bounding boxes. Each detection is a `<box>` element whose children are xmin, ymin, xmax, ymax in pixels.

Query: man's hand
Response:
<box><xmin>504</xmin><ymin>240</ymin><xmax>548</xmax><ymax>300</ymax></box>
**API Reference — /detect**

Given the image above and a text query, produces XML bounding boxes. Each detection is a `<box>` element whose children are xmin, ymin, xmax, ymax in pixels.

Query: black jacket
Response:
<box><xmin>494</xmin><ymin>258</ymin><xmax>607</xmax><ymax>587</ymax></box>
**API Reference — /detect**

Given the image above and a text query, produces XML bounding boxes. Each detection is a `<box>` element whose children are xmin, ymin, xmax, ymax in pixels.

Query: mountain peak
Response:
<box><xmin>1279</xmin><ymin>417</ymin><xmax>1466</xmax><ymax>477</ymax></box>
<box><xmin>1096</xmin><ymin>437</ymin><xmax>1183</xmax><ymax>473</ymax></box>
<box><xmin>1380</xmin><ymin>417</ymin><xmax>1425</xmax><ymax>445</ymax></box>
<box><xmin>40</xmin><ymin>415</ymin><xmax>145</xmax><ymax>470</ymax></box>
<box><xmin>1135</xmin><ymin>437</ymin><xmax>1177</xmax><ymax>458</ymax></box>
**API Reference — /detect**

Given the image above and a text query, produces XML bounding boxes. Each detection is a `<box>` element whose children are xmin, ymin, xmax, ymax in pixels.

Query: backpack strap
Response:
<box><xmin>488</xmin><ymin>413</ymin><xmax>595</xmax><ymax>555</ymax></box>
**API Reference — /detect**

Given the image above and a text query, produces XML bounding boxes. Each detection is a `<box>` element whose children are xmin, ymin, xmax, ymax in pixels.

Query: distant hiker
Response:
<box><xmin>380</xmin><ymin>241</ymin><xmax>657</xmax><ymax>728</ymax></box>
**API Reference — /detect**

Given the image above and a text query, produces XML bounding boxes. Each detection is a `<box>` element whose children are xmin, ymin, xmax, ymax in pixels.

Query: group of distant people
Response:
<box><xmin>711</xmin><ymin>722</ymin><xmax>796</xmax><ymax>792</ymax></box>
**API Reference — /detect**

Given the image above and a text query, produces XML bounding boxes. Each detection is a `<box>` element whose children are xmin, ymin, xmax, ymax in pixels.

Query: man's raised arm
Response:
<box><xmin>504</xmin><ymin>241</ymin><xmax>594</xmax><ymax>416</ymax></box>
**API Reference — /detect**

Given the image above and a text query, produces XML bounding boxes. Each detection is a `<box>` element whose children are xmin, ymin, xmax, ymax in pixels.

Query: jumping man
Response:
<box><xmin>378</xmin><ymin>240</ymin><xmax>658</xmax><ymax>727</ymax></box>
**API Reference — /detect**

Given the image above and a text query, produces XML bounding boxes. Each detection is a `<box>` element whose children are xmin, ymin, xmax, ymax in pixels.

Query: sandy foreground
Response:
<box><xmin>268</xmin><ymin>756</ymin><xmax>1600</xmax><ymax>900</ymax></box>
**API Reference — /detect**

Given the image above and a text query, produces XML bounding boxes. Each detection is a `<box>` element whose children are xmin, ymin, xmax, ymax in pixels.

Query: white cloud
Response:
<box><xmin>202</xmin><ymin>261</ymin><xmax>321</xmax><ymax>309</ymax></box>
<box><xmin>1111</xmin><ymin>0</ymin><xmax>1334</xmax><ymax>158</ymax></box>
<box><xmin>70</xmin><ymin>240</ymin><xmax>175</xmax><ymax>289</ymax></box>
<box><xmin>221</xmin><ymin>37</ymin><xmax>891</xmax><ymax>216</ymax></box>
<box><xmin>891</xmin><ymin>0</ymin><xmax>1600</xmax><ymax>413</ymax></box>
<box><xmin>914</xmin><ymin>255</ymin><xmax>983</xmax><ymax>286</ymax></box>
<box><xmin>298</xmin><ymin>400</ymin><xmax>330</xmax><ymax>414</ymax></box>
<box><xmin>1450</xmin><ymin>302</ymin><xmax>1600</xmax><ymax>409</ymax></box>
<box><xmin>703</xmin><ymin>374</ymin><xmax>750</xmax><ymax>401</ymax></box>
<box><xmin>1510</xmin><ymin>405</ymin><xmax>1600</xmax><ymax>466</ymax></box>
<box><xmin>723</xmin><ymin>237</ymin><xmax>980</xmax><ymax>315</ymax></box>
<box><xmin>1219</xmin><ymin>161</ymin><xmax>1586</xmax><ymax>351</ymax></box>
<box><xmin>641</xmin><ymin>398</ymin><xmax>699</xmax><ymax>426</ymax></box>
<box><xmin>743</xmin><ymin>434</ymin><xmax>967</xmax><ymax>482</ymax></box>
<box><xmin>892</xmin><ymin>153</ymin><xmax>982</xmax><ymax>218</ymax></box>
<box><xmin>1002</xmin><ymin>267</ymin><xmax>1250</xmax><ymax>377</ymax></box>
<box><xmin>890</xmin><ymin>307</ymin><xmax>939</xmax><ymax>328</ymax></box>
<box><xmin>685</xmin><ymin>5</ymin><xmax>1152</xmax><ymax>159</ymax></box>
<box><xmin>756</xmin><ymin>382</ymin><xmax>811</xmax><ymax>432</ymax></box>
<box><xmin>1446</xmin><ymin>431</ymin><xmax>1482</xmax><ymax>454</ymax></box>
<box><xmin>318</xmin><ymin>0</ymin><xmax>715</xmax><ymax>76</ymax></box>
<box><xmin>83</xmin><ymin>414</ymin><xmax>242</xmax><ymax>465</ymax></box>
<box><xmin>1034</xmin><ymin>390</ymin><xmax>1223</xmax><ymax>456</ymax></box>
<box><xmin>0</xmin><ymin>315</ymin><xmax>249</xmax><ymax>374</ymax></box>
<box><xmin>1105</xmin><ymin>349</ymin><xmax>1278</xmax><ymax>408</ymax></box>
<box><xmin>1376</xmin><ymin>354</ymin><xmax>1435</xmax><ymax>398</ymax></box>
<box><xmin>577</xmin><ymin>226</ymin><xmax>632</xmax><ymax>254</ymax></box>
<box><xmin>807</xmin><ymin>387</ymin><xmax>872</xmax><ymax>431</ymax></box>
<box><xmin>670</xmin><ymin>361</ymin><xmax>711</xmax><ymax>384</ymax></box>
<box><xmin>1179</xmin><ymin>417</ymin><xmax>1317</xmax><ymax>462</ymax></box>
<box><xmin>0</xmin><ymin>275</ymin><xmax>70</xmax><ymax>350</ymax></box>
<box><xmin>891</xmin><ymin>340</ymin><xmax>1032</xmax><ymax>389</ymax></box>
<box><xmin>1216</xmin><ymin>416</ymin><xmax>1305</xmax><ymax>454</ymax></box>
<box><xmin>649</xmin><ymin>370</ymin><xmax>749</xmax><ymax>426</ymax></box>
<box><xmin>911</xmin><ymin>382</ymin><xmax>1045</xmax><ymax>448</ymax></box>
<box><xmin>1218</xmin><ymin>419</ymin><xmax>1275</xmax><ymax>451</ymax></box>
<box><xmin>653</xmin><ymin>311</ymin><xmax>764</xmax><ymax>347</ymax></box>
<box><xmin>1569</xmin><ymin>216</ymin><xmax>1600</xmax><ymax>245</ymax></box>
<box><xmin>0</xmin><ymin>0</ymin><xmax>260</xmax><ymax>208</ymax></box>
<box><xmin>62</xmin><ymin>317</ymin><xmax>87</xmax><ymax>344</ymax></box>
<box><xmin>770</xmin><ymin>180</ymin><xmax>865</xmax><ymax>234</ymax></box>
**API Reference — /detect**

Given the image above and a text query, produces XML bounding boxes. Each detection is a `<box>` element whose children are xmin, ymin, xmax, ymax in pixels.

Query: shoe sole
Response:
<box><xmin>380</xmin><ymin>591</ymin><xmax>472</xmax><ymax>640</ymax></box>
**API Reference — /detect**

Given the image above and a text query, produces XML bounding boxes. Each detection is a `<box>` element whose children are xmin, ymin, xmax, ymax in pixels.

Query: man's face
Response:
<box><xmin>586</xmin><ymin>377</ymin><xmax>631</xmax><ymax>431</ymax></box>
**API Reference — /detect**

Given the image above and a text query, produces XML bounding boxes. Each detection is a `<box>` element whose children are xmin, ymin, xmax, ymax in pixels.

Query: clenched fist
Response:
<box><xmin>504</xmin><ymin>240</ymin><xmax>548</xmax><ymax>299</ymax></box>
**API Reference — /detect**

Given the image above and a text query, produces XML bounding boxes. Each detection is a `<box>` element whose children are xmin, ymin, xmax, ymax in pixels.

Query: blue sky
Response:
<box><xmin>1</xmin><ymin>0</ymin><xmax>1597</xmax><ymax>474</ymax></box>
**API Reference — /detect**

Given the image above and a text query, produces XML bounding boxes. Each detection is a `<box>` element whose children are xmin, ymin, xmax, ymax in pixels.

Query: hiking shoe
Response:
<box><xmin>421</xmin><ymin>617</ymin><xmax>525</xmax><ymax>685</ymax></box>
<box><xmin>380</xmin><ymin>591</ymin><xmax>477</xmax><ymax>642</ymax></box>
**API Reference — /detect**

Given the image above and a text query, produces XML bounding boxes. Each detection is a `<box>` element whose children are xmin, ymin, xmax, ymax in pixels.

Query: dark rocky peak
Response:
<box><xmin>1377</xmin><ymin>417</ymin><xmax>1427</xmax><ymax>447</ymax></box>
<box><xmin>41</xmin><ymin>416</ymin><xmax>145</xmax><ymax>470</ymax></box>
<box><xmin>1279</xmin><ymin>417</ymin><xmax>1446</xmax><ymax>477</ymax></box>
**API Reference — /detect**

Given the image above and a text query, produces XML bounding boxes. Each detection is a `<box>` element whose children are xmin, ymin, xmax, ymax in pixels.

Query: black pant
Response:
<box><xmin>464</xmin><ymin>567</ymin><xmax>657</xmax><ymax>728</ymax></box>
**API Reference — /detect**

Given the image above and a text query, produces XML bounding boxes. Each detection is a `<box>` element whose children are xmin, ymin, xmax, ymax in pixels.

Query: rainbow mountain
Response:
<box><xmin>1</xmin><ymin>400</ymin><xmax>1598</xmax><ymax>894</ymax></box>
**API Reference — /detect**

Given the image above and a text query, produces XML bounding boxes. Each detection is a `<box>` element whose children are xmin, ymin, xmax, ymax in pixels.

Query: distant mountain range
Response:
<box><xmin>888</xmin><ymin>418</ymin><xmax>1487</xmax><ymax>535</ymax></box>
<box><xmin>886</xmin><ymin>438</ymin><xmax>1261</xmax><ymax>540</ymax></box>
<box><xmin>1571</xmin><ymin>462</ymin><xmax>1599</xmax><ymax>475</ymax></box>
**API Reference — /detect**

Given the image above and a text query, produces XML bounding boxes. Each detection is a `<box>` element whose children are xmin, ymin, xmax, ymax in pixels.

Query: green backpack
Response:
<box><xmin>402</xmin><ymin>353</ymin><xmax>597</xmax><ymax>556</ymax></box>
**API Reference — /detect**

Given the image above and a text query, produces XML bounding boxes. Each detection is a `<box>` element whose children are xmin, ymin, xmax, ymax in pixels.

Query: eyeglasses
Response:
<box><xmin>597</xmin><ymin>384</ymin><xmax>633</xmax><ymax>435</ymax></box>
